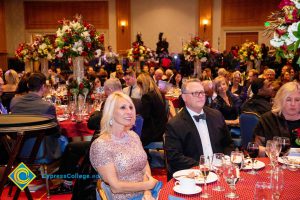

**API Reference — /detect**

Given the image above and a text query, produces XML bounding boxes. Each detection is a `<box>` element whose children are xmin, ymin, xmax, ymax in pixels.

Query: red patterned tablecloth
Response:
<box><xmin>159</xmin><ymin>158</ymin><xmax>300</xmax><ymax>200</ymax></box>
<box><xmin>60</xmin><ymin>119</ymin><xmax>93</xmax><ymax>138</ymax></box>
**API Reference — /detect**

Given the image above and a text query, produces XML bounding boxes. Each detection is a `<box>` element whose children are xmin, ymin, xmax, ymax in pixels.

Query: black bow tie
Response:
<box><xmin>193</xmin><ymin>113</ymin><xmax>206</xmax><ymax>122</ymax></box>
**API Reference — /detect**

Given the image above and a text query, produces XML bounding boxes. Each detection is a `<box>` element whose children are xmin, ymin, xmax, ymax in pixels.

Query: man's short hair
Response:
<box><xmin>181</xmin><ymin>78</ymin><xmax>201</xmax><ymax>93</ymax></box>
<box><xmin>27</xmin><ymin>72</ymin><xmax>46</xmax><ymax>92</ymax></box>
<box><xmin>104</xmin><ymin>78</ymin><xmax>122</xmax><ymax>91</ymax></box>
<box><xmin>251</xmin><ymin>78</ymin><xmax>265</xmax><ymax>95</ymax></box>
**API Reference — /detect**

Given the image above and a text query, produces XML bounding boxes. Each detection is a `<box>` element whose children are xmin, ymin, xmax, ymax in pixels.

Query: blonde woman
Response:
<box><xmin>1</xmin><ymin>69</ymin><xmax>19</xmax><ymax>111</ymax></box>
<box><xmin>254</xmin><ymin>82</ymin><xmax>300</xmax><ymax>149</ymax></box>
<box><xmin>229</xmin><ymin>71</ymin><xmax>243</xmax><ymax>96</ymax></box>
<box><xmin>90</xmin><ymin>91</ymin><xmax>158</xmax><ymax>200</ymax></box>
<box><xmin>2</xmin><ymin>69</ymin><xmax>19</xmax><ymax>92</ymax></box>
<box><xmin>136</xmin><ymin>73</ymin><xmax>168</xmax><ymax>146</ymax></box>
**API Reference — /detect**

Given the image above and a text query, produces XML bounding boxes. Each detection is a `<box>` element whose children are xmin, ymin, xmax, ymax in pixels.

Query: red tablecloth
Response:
<box><xmin>59</xmin><ymin>119</ymin><xmax>94</xmax><ymax>138</ymax></box>
<box><xmin>159</xmin><ymin>158</ymin><xmax>300</xmax><ymax>200</ymax></box>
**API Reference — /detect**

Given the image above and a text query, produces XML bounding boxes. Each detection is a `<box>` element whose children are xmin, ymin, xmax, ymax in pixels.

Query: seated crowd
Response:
<box><xmin>0</xmin><ymin>44</ymin><xmax>299</xmax><ymax>199</ymax></box>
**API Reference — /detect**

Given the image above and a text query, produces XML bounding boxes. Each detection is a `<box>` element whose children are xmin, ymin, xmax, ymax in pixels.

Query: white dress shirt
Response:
<box><xmin>186</xmin><ymin>107</ymin><xmax>213</xmax><ymax>159</ymax></box>
<box><xmin>123</xmin><ymin>84</ymin><xmax>142</xmax><ymax>99</ymax></box>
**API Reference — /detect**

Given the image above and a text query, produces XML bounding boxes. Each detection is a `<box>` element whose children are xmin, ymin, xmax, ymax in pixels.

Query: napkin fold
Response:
<box><xmin>129</xmin><ymin>181</ymin><xmax>163</xmax><ymax>200</ymax></box>
<box><xmin>168</xmin><ymin>195</ymin><xmax>185</xmax><ymax>200</ymax></box>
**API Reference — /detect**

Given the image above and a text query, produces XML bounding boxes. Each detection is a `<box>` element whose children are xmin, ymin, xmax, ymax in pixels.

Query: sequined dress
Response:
<box><xmin>90</xmin><ymin>131</ymin><xmax>147</xmax><ymax>200</ymax></box>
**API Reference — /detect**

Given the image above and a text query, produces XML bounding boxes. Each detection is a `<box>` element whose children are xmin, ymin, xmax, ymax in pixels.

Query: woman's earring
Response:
<box><xmin>109</xmin><ymin>119</ymin><xmax>113</xmax><ymax>126</ymax></box>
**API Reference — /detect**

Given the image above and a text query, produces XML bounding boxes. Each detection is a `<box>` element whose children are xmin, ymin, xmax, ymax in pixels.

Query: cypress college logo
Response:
<box><xmin>8</xmin><ymin>162</ymin><xmax>36</xmax><ymax>190</ymax></box>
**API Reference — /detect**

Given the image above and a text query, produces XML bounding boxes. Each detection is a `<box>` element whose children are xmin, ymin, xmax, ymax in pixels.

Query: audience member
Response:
<box><xmin>165</xmin><ymin>79</ymin><xmax>234</xmax><ymax>179</ymax></box>
<box><xmin>1</xmin><ymin>69</ymin><xmax>19</xmax><ymax>112</ymax></box>
<box><xmin>137</xmin><ymin>73</ymin><xmax>168</xmax><ymax>146</ymax></box>
<box><xmin>213</xmin><ymin>76</ymin><xmax>242</xmax><ymax>126</ymax></box>
<box><xmin>90</xmin><ymin>91</ymin><xmax>158</xmax><ymax>199</ymax></box>
<box><xmin>229</xmin><ymin>71</ymin><xmax>243</xmax><ymax>96</ymax></box>
<box><xmin>10</xmin><ymin>72</ymin><xmax>65</xmax><ymax>162</ymax></box>
<box><xmin>202</xmin><ymin>80</ymin><xmax>217</xmax><ymax>108</ymax></box>
<box><xmin>123</xmin><ymin>70</ymin><xmax>142</xmax><ymax>99</ymax></box>
<box><xmin>169</xmin><ymin>72</ymin><xmax>183</xmax><ymax>88</ymax></box>
<box><xmin>240</xmin><ymin>69</ymin><xmax>259</xmax><ymax>101</ymax></box>
<box><xmin>153</xmin><ymin>68</ymin><xmax>164</xmax><ymax>85</ymax></box>
<box><xmin>241</xmin><ymin>78</ymin><xmax>273</xmax><ymax>115</ymax></box>
<box><xmin>254</xmin><ymin>82</ymin><xmax>300</xmax><ymax>154</ymax></box>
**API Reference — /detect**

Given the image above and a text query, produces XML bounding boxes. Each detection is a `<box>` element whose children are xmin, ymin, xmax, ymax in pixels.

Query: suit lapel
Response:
<box><xmin>182</xmin><ymin>108</ymin><xmax>203</xmax><ymax>155</ymax></box>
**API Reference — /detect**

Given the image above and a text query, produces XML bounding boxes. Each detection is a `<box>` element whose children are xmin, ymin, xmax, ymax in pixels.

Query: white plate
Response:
<box><xmin>242</xmin><ymin>159</ymin><xmax>265</xmax><ymax>170</ymax></box>
<box><xmin>288</xmin><ymin>148</ymin><xmax>300</xmax><ymax>157</ymax></box>
<box><xmin>278</xmin><ymin>156</ymin><xmax>300</xmax><ymax>167</ymax></box>
<box><xmin>173</xmin><ymin>169</ymin><xmax>218</xmax><ymax>184</ymax></box>
<box><xmin>57</xmin><ymin>117</ymin><xmax>68</xmax><ymax>122</ymax></box>
<box><xmin>173</xmin><ymin>185</ymin><xmax>202</xmax><ymax>195</ymax></box>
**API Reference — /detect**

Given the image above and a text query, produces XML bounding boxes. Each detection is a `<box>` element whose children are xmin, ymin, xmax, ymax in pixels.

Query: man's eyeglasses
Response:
<box><xmin>183</xmin><ymin>91</ymin><xmax>206</xmax><ymax>97</ymax></box>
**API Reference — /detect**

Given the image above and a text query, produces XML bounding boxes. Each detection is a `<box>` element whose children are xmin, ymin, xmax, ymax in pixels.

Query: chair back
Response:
<box><xmin>239</xmin><ymin>112</ymin><xmax>260</xmax><ymax>148</ymax></box>
<box><xmin>132</xmin><ymin>115</ymin><xmax>143</xmax><ymax>137</ymax></box>
<box><xmin>96</xmin><ymin>179</ymin><xmax>113</xmax><ymax>200</ymax></box>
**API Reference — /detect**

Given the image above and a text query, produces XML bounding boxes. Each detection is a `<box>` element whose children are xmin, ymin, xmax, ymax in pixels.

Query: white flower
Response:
<box><xmin>270</xmin><ymin>37</ymin><xmax>285</xmax><ymax>47</ymax></box>
<box><xmin>287</xmin><ymin>22</ymin><xmax>300</xmax><ymax>42</ymax></box>
<box><xmin>291</xmin><ymin>0</ymin><xmax>300</xmax><ymax>9</ymax></box>
<box><xmin>95</xmin><ymin>49</ymin><xmax>101</xmax><ymax>58</ymax></box>
<box><xmin>200</xmin><ymin>57</ymin><xmax>207</xmax><ymax>62</ymax></box>
<box><xmin>81</xmin><ymin>31</ymin><xmax>90</xmax><ymax>38</ymax></box>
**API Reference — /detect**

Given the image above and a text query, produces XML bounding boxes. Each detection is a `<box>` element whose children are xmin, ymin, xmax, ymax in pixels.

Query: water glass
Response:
<box><xmin>211</xmin><ymin>153</ymin><xmax>225</xmax><ymax>191</ymax></box>
<box><xmin>223</xmin><ymin>162</ymin><xmax>240</xmax><ymax>199</ymax></box>
<box><xmin>271</xmin><ymin>167</ymin><xmax>284</xmax><ymax>200</ymax></box>
<box><xmin>254</xmin><ymin>182</ymin><xmax>272</xmax><ymax>200</ymax></box>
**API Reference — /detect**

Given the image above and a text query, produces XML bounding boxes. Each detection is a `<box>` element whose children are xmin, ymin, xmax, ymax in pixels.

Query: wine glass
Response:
<box><xmin>230</xmin><ymin>151</ymin><xmax>244</xmax><ymax>180</ymax></box>
<box><xmin>279</xmin><ymin>137</ymin><xmax>291</xmax><ymax>169</ymax></box>
<box><xmin>211</xmin><ymin>153</ymin><xmax>225</xmax><ymax>191</ymax></box>
<box><xmin>223</xmin><ymin>162</ymin><xmax>240</xmax><ymax>199</ymax></box>
<box><xmin>266</xmin><ymin>140</ymin><xmax>282</xmax><ymax>173</ymax></box>
<box><xmin>199</xmin><ymin>155</ymin><xmax>212</xmax><ymax>198</ymax></box>
<box><xmin>247</xmin><ymin>142</ymin><xmax>259</xmax><ymax>175</ymax></box>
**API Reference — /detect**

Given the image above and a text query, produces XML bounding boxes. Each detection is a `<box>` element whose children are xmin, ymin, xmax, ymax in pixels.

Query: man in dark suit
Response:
<box><xmin>165</xmin><ymin>79</ymin><xmax>234</xmax><ymax>179</ymax></box>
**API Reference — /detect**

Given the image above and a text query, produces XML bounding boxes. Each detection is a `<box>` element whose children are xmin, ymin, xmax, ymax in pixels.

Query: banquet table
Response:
<box><xmin>59</xmin><ymin>119</ymin><xmax>93</xmax><ymax>141</ymax></box>
<box><xmin>56</xmin><ymin>105</ymin><xmax>94</xmax><ymax>141</ymax></box>
<box><xmin>158</xmin><ymin>158</ymin><xmax>300</xmax><ymax>200</ymax></box>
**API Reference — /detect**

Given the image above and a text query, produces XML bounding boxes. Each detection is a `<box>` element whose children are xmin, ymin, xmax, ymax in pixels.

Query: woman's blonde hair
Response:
<box><xmin>213</xmin><ymin>76</ymin><xmax>228</xmax><ymax>94</ymax></box>
<box><xmin>272</xmin><ymin>82</ymin><xmax>300</xmax><ymax>115</ymax></box>
<box><xmin>136</xmin><ymin>73</ymin><xmax>163</xmax><ymax>101</ymax></box>
<box><xmin>100</xmin><ymin>91</ymin><xmax>136</xmax><ymax>135</ymax></box>
<box><xmin>5</xmin><ymin>69</ymin><xmax>19</xmax><ymax>85</ymax></box>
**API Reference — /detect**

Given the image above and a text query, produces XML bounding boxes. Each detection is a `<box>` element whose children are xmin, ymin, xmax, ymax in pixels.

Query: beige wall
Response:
<box><xmin>5</xmin><ymin>0</ymin><xmax>26</xmax><ymax>57</ymax></box>
<box><xmin>4</xmin><ymin>0</ymin><xmax>115</xmax><ymax>57</ymax></box>
<box><xmin>131</xmin><ymin>0</ymin><xmax>198</xmax><ymax>54</ymax></box>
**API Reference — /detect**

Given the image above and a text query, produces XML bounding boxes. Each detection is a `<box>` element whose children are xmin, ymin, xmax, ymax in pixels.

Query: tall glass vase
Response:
<box><xmin>33</xmin><ymin>60</ymin><xmax>40</xmax><ymax>72</ymax></box>
<box><xmin>40</xmin><ymin>58</ymin><xmax>49</xmax><ymax>77</ymax></box>
<box><xmin>73</xmin><ymin>56</ymin><xmax>85</xmax><ymax>83</ymax></box>
<box><xmin>193</xmin><ymin>58</ymin><xmax>202</xmax><ymax>79</ymax></box>
<box><xmin>24</xmin><ymin>61</ymin><xmax>33</xmax><ymax>73</ymax></box>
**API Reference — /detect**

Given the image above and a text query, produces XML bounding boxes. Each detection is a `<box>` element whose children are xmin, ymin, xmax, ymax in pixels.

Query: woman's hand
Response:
<box><xmin>142</xmin><ymin>191</ymin><xmax>155</xmax><ymax>200</ymax></box>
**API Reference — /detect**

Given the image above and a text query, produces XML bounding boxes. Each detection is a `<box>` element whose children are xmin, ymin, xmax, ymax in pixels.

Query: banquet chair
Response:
<box><xmin>239</xmin><ymin>112</ymin><xmax>260</xmax><ymax>148</ymax></box>
<box><xmin>96</xmin><ymin>179</ymin><xmax>113</xmax><ymax>200</ymax></box>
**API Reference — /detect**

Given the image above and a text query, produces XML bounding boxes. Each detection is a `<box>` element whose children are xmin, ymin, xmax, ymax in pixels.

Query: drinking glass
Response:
<box><xmin>279</xmin><ymin>137</ymin><xmax>291</xmax><ymax>169</ymax></box>
<box><xmin>254</xmin><ymin>182</ymin><xmax>272</xmax><ymax>200</ymax></box>
<box><xmin>211</xmin><ymin>153</ymin><xmax>225</xmax><ymax>191</ymax></box>
<box><xmin>266</xmin><ymin>140</ymin><xmax>281</xmax><ymax>173</ymax></box>
<box><xmin>247</xmin><ymin>142</ymin><xmax>259</xmax><ymax>175</ymax></box>
<box><xmin>271</xmin><ymin>167</ymin><xmax>284</xmax><ymax>200</ymax></box>
<box><xmin>231</xmin><ymin>151</ymin><xmax>244</xmax><ymax>180</ymax></box>
<box><xmin>199</xmin><ymin>155</ymin><xmax>212</xmax><ymax>198</ymax></box>
<box><xmin>223</xmin><ymin>162</ymin><xmax>240</xmax><ymax>199</ymax></box>
<box><xmin>68</xmin><ymin>101</ymin><xmax>76</xmax><ymax>121</ymax></box>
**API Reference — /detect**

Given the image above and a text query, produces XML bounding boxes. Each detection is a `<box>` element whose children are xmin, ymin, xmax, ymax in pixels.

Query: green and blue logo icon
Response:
<box><xmin>8</xmin><ymin>162</ymin><xmax>36</xmax><ymax>190</ymax></box>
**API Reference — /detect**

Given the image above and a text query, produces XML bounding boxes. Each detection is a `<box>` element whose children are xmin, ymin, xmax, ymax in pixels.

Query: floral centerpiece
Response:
<box><xmin>238</xmin><ymin>41</ymin><xmax>262</xmax><ymax>62</ymax></box>
<box><xmin>127</xmin><ymin>42</ymin><xmax>154</xmax><ymax>62</ymax></box>
<box><xmin>55</xmin><ymin>15</ymin><xmax>104</xmax><ymax>61</ymax></box>
<box><xmin>266</xmin><ymin>0</ymin><xmax>300</xmax><ymax>64</ymax></box>
<box><xmin>183</xmin><ymin>36</ymin><xmax>210</xmax><ymax>62</ymax></box>
<box><xmin>31</xmin><ymin>35</ymin><xmax>55</xmax><ymax>61</ymax></box>
<box><xmin>15</xmin><ymin>43</ymin><xmax>33</xmax><ymax>62</ymax></box>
